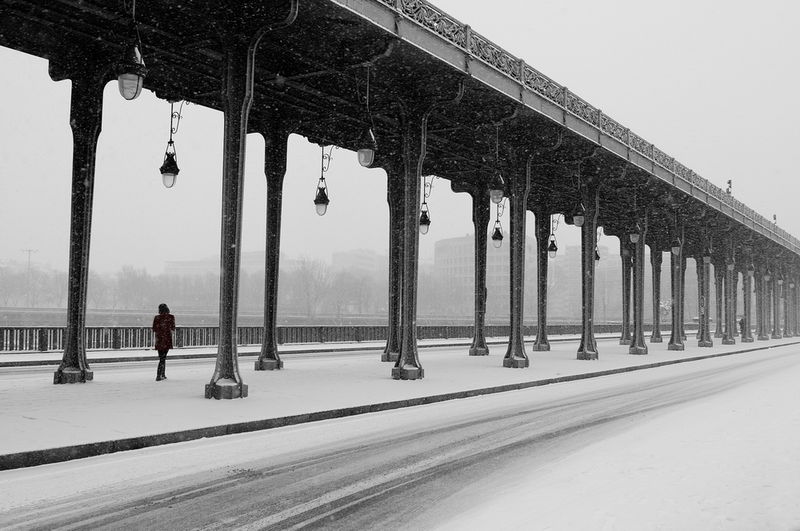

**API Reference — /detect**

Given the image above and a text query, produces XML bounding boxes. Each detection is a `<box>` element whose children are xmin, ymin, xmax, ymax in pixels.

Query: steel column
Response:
<box><xmin>649</xmin><ymin>247</ymin><xmax>663</xmax><ymax>343</ymax></box>
<box><xmin>714</xmin><ymin>263</ymin><xmax>724</xmax><ymax>338</ymax></box>
<box><xmin>722</xmin><ymin>262</ymin><xmax>735</xmax><ymax>345</ymax></box>
<box><xmin>698</xmin><ymin>256</ymin><xmax>713</xmax><ymax>347</ymax></box>
<box><xmin>383</xmin><ymin>163</ymin><xmax>404</xmax><ymax>362</ymax></box>
<box><xmin>393</xmin><ymin>114</ymin><xmax>426</xmax><ymax>379</ymax></box>
<box><xmin>668</xmin><ymin>245</ymin><xmax>684</xmax><ymax>350</ymax></box>
<box><xmin>205</xmin><ymin>38</ymin><xmax>258</xmax><ymax>400</ymax></box>
<box><xmin>502</xmin><ymin>161</ymin><xmax>531</xmax><ymax>368</ymax></box>
<box><xmin>255</xmin><ymin>126</ymin><xmax>288</xmax><ymax>371</ymax></box>
<box><xmin>577</xmin><ymin>181</ymin><xmax>600</xmax><ymax>360</ymax></box>
<box><xmin>772</xmin><ymin>278</ymin><xmax>782</xmax><ymax>339</ymax></box>
<box><xmin>618</xmin><ymin>239</ymin><xmax>632</xmax><ymax>345</ymax></box>
<box><xmin>52</xmin><ymin>61</ymin><xmax>106</xmax><ymax>384</ymax></box>
<box><xmin>741</xmin><ymin>272</ymin><xmax>754</xmax><ymax>342</ymax></box>
<box><xmin>469</xmin><ymin>188</ymin><xmax>490</xmax><ymax>356</ymax></box>
<box><xmin>629</xmin><ymin>221</ymin><xmax>648</xmax><ymax>354</ymax></box>
<box><xmin>532</xmin><ymin>208</ymin><xmax>551</xmax><ymax>351</ymax></box>
<box><xmin>757</xmin><ymin>272</ymin><xmax>769</xmax><ymax>340</ymax></box>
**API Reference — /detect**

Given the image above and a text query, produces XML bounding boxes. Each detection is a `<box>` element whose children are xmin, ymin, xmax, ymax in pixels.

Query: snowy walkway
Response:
<box><xmin>2</xmin><ymin>334</ymin><xmax>799</xmax><ymax>468</ymax></box>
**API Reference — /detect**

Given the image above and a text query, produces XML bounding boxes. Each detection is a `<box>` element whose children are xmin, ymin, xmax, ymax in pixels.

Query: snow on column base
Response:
<box><xmin>391</xmin><ymin>366</ymin><xmax>424</xmax><ymax>380</ymax></box>
<box><xmin>381</xmin><ymin>352</ymin><xmax>400</xmax><ymax>362</ymax></box>
<box><xmin>254</xmin><ymin>359</ymin><xmax>283</xmax><ymax>371</ymax></box>
<box><xmin>468</xmin><ymin>346</ymin><xmax>489</xmax><ymax>356</ymax></box>
<box><xmin>53</xmin><ymin>367</ymin><xmax>93</xmax><ymax>384</ymax></box>
<box><xmin>205</xmin><ymin>379</ymin><xmax>248</xmax><ymax>399</ymax></box>
<box><xmin>502</xmin><ymin>357</ymin><xmax>530</xmax><ymax>368</ymax></box>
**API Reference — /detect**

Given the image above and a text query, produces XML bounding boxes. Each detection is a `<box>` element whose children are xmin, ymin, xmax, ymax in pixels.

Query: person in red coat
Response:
<box><xmin>153</xmin><ymin>303</ymin><xmax>176</xmax><ymax>381</ymax></box>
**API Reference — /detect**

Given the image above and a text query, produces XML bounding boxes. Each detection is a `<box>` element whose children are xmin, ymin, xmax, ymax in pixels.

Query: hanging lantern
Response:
<box><xmin>629</xmin><ymin>223</ymin><xmax>641</xmax><ymax>244</ymax></box>
<box><xmin>419</xmin><ymin>204</ymin><xmax>431</xmax><ymax>234</ymax></box>
<box><xmin>116</xmin><ymin>22</ymin><xmax>147</xmax><ymax>101</ymax></box>
<box><xmin>489</xmin><ymin>172</ymin><xmax>505</xmax><ymax>204</ymax></box>
<box><xmin>314</xmin><ymin>184</ymin><xmax>329</xmax><ymax>216</ymax></box>
<box><xmin>491</xmin><ymin>222</ymin><xmax>503</xmax><ymax>248</ymax></box>
<box><xmin>159</xmin><ymin>141</ymin><xmax>179</xmax><ymax>188</ymax></box>
<box><xmin>572</xmin><ymin>201</ymin><xmax>586</xmax><ymax>228</ymax></box>
<box><xmin>547</xmin><ymin>236</ymin><xmax>558</xmax><ymax>259</ymax></box>
<box><xmin>357</xmin><ymin>127</ymin><xmax>377</xmax><ymax>167</ymax></box>
<box><xmin>765</xmin><ymin>269</ymin><xmax>772</xmax><ymax>282</ymax></box>
<box><xmin>671</xmin><ymin>238</ymin><xmax>681</xmax><ymax>256</ymax></box>
<box><xmin>747</xmin><ymin>263</ymin><xmax>755</xmax><ymax>277</ymax></box>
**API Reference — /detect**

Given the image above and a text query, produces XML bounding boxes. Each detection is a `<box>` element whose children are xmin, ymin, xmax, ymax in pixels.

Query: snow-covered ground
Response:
<box><xmin>1</xmin><ymin>336</ymin><xmax>793</xmax><ymax>455</ymax></box>
<box><xmin>436</xmin><ymin>350</ymin><xmax>800</xmax><ymax>530</ymax></box>
<box><xmin>1</xmin><ymin>343</ymin><xmax>799</xmax><ymax>529</ymax></box>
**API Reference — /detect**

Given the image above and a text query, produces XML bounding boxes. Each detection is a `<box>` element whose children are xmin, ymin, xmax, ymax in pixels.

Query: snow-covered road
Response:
<box><xmin>2</xmin><ymin>348</ymin><xmax>799</xmax><ymax>530</ymax></box>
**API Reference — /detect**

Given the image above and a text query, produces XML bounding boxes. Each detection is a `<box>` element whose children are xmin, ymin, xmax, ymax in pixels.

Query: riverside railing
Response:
<box><xmin>0</xmin><ymin>324</ymin><xmax>624</xmax><ymax>353</ymax></box>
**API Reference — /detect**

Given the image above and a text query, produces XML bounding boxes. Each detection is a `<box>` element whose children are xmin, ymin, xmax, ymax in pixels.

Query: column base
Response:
<box><xmin>502</xmin><ymin>357</ymin><xmax>530</xmax><ymax>368</ymax></box>
<box><xmin>468</xmin><ymin>346</ymin><xmax>489</xmax><ymax>356</ymax></box>
<box><xmin>714</xmin><ymin>332</ymin><xmax>723</xmax><ymax>338</ymax></box>
<box><xmin>618</xmin><ymin>337</ymin><xmax>631</xmax><ymax>345</ymax></box>
<box><xmin>629</xmin><ymin>345</ymin><xmax>648</xmax><ymax>355</ymax></box>
<box><xmin>531</xmin><ymin>342</ymin><xmax>550</xmax><ymax>352</ymax></box>
<box><xmin>757</xmin><ymin>334</ymin><xmax>770</xmax><ymax>341</ymax></box>
<box><xmin>722</xmin><ymin>338</ymin><xmax>736</xmax><ymax>345</ymax></box>
<box><xmin>649</xmin><ymin>335</ymin><xmax>663</xmax><ymax>343</ymax></box>
<box><xmin>53</xmin><ymin>368</ymin><xmax>93</xmax><ymax>384</ymax></box>
<box><xmin>667</xmin><ymin>342</ymin><xmax>685</xmax><ymax>351</ymax></box>
<box><xmin>698</xmin><ymin>340</ymin><xmax>713</xmax><ymax>347</ymax></box>
<box><xmin>576</xmin><ymin>350</ymin><xmax>598</xmax><ymax>360</ymax></box>
<box><xmin>741</xmin><ymin>337</ymin><xmax>754</xmax><ymax>343</ymax></box>
<box><xmin>391</xmin><ymin>366</ymin><xmax>424</xmax><ymax>380</ymax></box>
<box><xmin>254</xmin><ymin>359</ymin><xmax>283</xmax><ymax>371</ymax></box>
<box><xmin>382</xmin><ymin>351</ymin><xmax>400</xmax><ymax>362</ymax></box>
<box><xmin>771</xmin><ymin>334</ymin><xmax>783</xmax><ymax>339</ymax></box>
<box><xmin>205</xmin><ymin>380</ymin><xmax>248</xmax><ymax>400</ymax></box>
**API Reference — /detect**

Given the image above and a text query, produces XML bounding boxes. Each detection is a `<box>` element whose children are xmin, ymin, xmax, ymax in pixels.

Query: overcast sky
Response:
<box><xmin>0</xmin><ymin>0</ymin><xmax>798</xmax><ymax>273</ymax></box>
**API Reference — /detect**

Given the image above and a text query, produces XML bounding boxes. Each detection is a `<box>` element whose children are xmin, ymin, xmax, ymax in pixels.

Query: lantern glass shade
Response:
<box><xmin>747</xmin><ymin>265</ymin><xmax>755</xmax><ymax>276</ymax></box>
<box><xmin>419</xmin><ymin>209</ymin><xmax>431</xmax><ymax>234</ymax></box>
<box><xmin>572</xmin><ymin>202</ymin><xmax>585</xmax><ymax>228</ymax></box>
<box><xmin>547</xmin><ymin>238</ymin><xmax>558</xmax><ymax>259</ymax></box>
<box><xmin>314</xmin><ymin>185</ymin><xmax>329</xmax><ymax>216</ymax></box>
<box><xmin>727</xmin><ymin>262</ymin><xmax>735</xmax><ymax>271</ymax></box>
<box><xmin>159</xmin><ymin>151</ymin><xmax>179</xmax><ymax>189</ymax></box>
<box><xmin>357</xmin><ymin>128</ymin><xmax>376</xmax><ymax>167</ymax></box>
<box><xmin>765</xmin><ymin>270</ymin><xmax>772</xmax><ymax>281</ymax></box>
<box><xmin>489</xmin><ymin>172</ymin><xmax>505</xmax><ymax>204</ymax></box>
<box><xmin>778</xmin><ymin>277</ymin><xmax>784</xmax><ymax>286</ymax></box>
<box><xmin>116</xmin><ymin>42</ymin><xmax>147</xmax><ymax>100</ymax></box>
<box><xmin>629</xmin><ymin>232</ymin><xmax>640</xmax><ymax>244</ymax></box>
<box><xmin>491</xmin><ymin>226</ymin><xmax>503</xmax><ymax>248</ymax></box>
<box><xmin>671</xmin><ymin>239</ymin><xmax>681</xmax><ymax>255</ymax></box>
<box><xmin>703</xmin><ymin>255</ymin><xmax>711</xmax><ymax>264</ymax></box>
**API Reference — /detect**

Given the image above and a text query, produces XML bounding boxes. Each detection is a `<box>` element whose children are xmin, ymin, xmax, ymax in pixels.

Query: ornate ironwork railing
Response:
<box><xmin>0</xmin><ymin>324</ymin><xmax>624</xmax><ymax>353</ymax></box>
<box><xmin>373</xmin><ymin>0</ymin><xmax>799</xmax><ymax>252</ymax></box>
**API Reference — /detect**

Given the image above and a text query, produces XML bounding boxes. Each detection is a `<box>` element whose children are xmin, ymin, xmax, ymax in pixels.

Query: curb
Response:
<box><xmin>2</xmin><ymin>339</ymin><xmax>797</xmax><ymax>471</ymax></box>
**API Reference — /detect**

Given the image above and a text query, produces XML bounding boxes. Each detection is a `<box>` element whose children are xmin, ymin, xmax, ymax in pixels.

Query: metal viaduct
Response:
<box><xmin>2</xmin><ymin>0</ymin><xmax>799</xmax><ymax>398</ymax></box>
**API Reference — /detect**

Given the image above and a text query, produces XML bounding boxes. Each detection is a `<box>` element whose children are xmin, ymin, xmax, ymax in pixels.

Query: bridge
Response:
<box><xmin>2</xmin><ymin>0</ymin><xmax>798</xmax><ymax>398</ymax></box>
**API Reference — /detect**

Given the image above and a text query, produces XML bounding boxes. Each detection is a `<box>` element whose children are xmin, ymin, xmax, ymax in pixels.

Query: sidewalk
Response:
<box><xmin>2</xmin><ymin>334</ymin><xmax>799</xmax><ymax>470</ymax></box>
<box><xmin>0</xmin><ymin>333</ymin><xmax>598</xmax><ymax>367</ymax></box>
